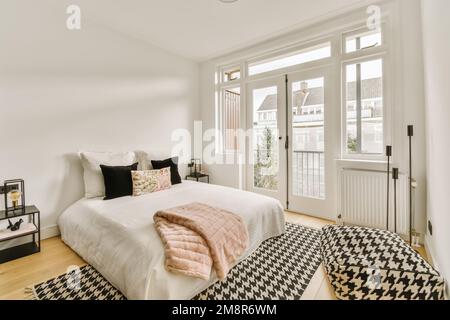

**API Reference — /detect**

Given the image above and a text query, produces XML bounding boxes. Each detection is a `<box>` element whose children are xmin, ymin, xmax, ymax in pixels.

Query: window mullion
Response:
<box><xmin>356</xmin><ymin>68</ymin><xmax>362</xmax><ymax>154</ymax></box>
<box><xmin>355</xmin><ymin>38</ymin><xmax>362</xmax><ymax>154</ymax></box>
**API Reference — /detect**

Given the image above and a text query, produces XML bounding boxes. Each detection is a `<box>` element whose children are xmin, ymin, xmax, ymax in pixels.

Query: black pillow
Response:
<box><xmin>151</xmin><ymin>157</ymin><xmax>182</xmax><ymax>185</ymax></box>
<box><xmin>100</xmin><ymin>163</ymin><xmax>138</xmax><ymax>200</ymax></box>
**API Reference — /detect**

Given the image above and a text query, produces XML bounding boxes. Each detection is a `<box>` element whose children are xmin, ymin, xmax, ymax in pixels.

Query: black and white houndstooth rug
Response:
<box><xmin>28</xmin><ymin>223</ymin><xmax>322</xmax><ymax>300</ymax></box>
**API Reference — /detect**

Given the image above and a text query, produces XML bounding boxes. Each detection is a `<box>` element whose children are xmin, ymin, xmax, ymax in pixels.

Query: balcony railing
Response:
<box><xmin>292</xmin><ymin>108</ymin><xmax>378</xmax><ymax>124</ymax></box>
<box><xmin>292</xmin><ymin>150</ymin><xmax>325</xmax><ymax>199</ymax></box>
<box><xmin>251</xmin><ymin>148</ymin><xmax>325</xmax><ymax>199</ymax></box>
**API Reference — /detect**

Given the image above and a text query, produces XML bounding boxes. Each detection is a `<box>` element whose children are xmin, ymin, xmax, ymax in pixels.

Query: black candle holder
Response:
<box><xmin>392</xmin><ymin>168</ymin><xmax>399</xmax><ymax>233</ymax></box>
<box><xmin>386</xmin><ymin>145</ymin><xmax>392</xmax><ymax>230</ymax></box>
<box><xmin>188</xmin><ymin>159</ymin><xmax>202</xmax><ymax>177</ymax></box>
<box><xmin>407</xmin><ymin>125</ymin><xmax>414</xmax><ymax>245</ymax></box>
<box><xmin>188</xmin><ymin>159</ymin><xmax>195</xmax><ymax>175</ymax></box>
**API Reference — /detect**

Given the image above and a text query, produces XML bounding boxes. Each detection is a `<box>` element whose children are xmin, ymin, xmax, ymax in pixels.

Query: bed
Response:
<box><xmin>58</xmin><ymin>181</ymin><xmax>285</xmax><ymax>300</ymax></box>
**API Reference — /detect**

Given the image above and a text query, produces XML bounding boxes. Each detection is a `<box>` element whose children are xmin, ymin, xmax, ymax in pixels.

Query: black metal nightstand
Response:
<box><xmin>0</xmin><ymin>205</ymin><xmax>41</xmax><ymax>264</ymax></box>
<box><xmin>186</xmin><ymin>173</ymin><xmax>210</xmax><ymax>184</ymax></box>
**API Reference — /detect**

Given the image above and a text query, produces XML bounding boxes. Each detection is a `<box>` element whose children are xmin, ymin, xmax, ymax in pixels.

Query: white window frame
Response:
<box><xmin>221</xmin><ymin>65</ymin><xmax>242</xmax><ymax>83</ymax></box>
<box><xmin>341</xmin><ymin>21</ymin><xmax>388</xmax><ymax>56</ymax></box>
<box><xmin>246</xmin><ymin>41</ymin><xmax>332</xmax><ymax>77</ymax></box>
<box><xmin>215</xmin><ymin>38</ymin><xmax>334</xmax><ymax>155</ymax></box>
<box><xmin>342</xmin><ymin>55</ymin><xmax>386</xmax><ymax>160</ymax></box>
<box><xmin>214</xmin><ymin>7</ymin><xmax>394</xmax><ymax>162</ymax></box>
<box><xmin>342</xmin><ymin>26</ymin><xmax>384</xmax><ymax>54</ymax></box>
<box><xmin>340</xmin><ymin>20</ymin><xmax>392</xmax><ymax>161</ymax></box>
<box><xmin>217</xmin><ymin>82</ymin><xmax>244</xmax><ymax>155</ymax></box>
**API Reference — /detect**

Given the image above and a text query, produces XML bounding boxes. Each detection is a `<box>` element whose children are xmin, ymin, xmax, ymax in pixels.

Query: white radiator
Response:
<box><xmin>339</xmin><ymin>168</ymin><xmax>409</xmax><ymax>236</ymax></box>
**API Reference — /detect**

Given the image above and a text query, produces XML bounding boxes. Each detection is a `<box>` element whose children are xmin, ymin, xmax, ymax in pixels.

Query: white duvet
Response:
<box><xmin>58</xmin><ymin>181</ymin><xmax>285</xmax><ymax>300</ymax></box>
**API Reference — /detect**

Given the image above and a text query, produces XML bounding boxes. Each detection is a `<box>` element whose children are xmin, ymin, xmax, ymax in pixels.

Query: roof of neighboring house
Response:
<box><xmin>258</xmin><ymin>94</ymin><xmax>278</xmax><ymax>112</ymax></box>
<box><xmin>257</xmin><ymin>77</ymin><xmax>382</xmax><ymax>112</ymax></box>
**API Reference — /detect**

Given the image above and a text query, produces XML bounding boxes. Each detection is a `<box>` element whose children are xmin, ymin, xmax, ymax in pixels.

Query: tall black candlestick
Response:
<box><xmin>386</xmin><ymin>145</ymin><xmax>392</xmax><ymax>230</ymax></box>
<box><xmin>392</xmin><ymin>168</ymin><xmax>399</xmax><ymax>234</ymax></box>
<box><xmin>408</xmin><ymin>125</ymin><xmax>414</xmax><ymax>245</ymax></box>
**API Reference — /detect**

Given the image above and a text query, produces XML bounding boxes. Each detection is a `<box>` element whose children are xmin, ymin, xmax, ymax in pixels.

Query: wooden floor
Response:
<box><xmin>0</xmin><ymin>237</ymin><xmax>86</xmax><ymax>300</ymax></box>
<box><xmin>284</xmin><ymin>212</ymin><xmax>337</xmax><ymax>300</ymax></box>
<box><xmin>0</xmin><ymin>212</ymin><xmax>427</xmax><ymax>300</ymax></box>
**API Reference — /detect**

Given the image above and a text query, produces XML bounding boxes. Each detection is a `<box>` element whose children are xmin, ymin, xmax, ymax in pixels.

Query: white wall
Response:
<box><xmin>394</xmin><ymin>0</ymin><xmax>427</xmax><ymax>240</ymax></box>
<box><xmin>200</xmin><ymin>0</ymin><xmax>428</xmax><ymax>233</ymax></box>
<box><xmin>421</xmin><ymin>0</ymin><xmax>450</xmax><ymax>291</ymax></box>
<box><xmin>0</xmin><ymin>1</ymin><xmax>199</xmax><ymax>238</ymax></box>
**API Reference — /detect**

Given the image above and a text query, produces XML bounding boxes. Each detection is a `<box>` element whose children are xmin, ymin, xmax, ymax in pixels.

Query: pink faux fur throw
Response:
<box><xmin>154</xmin><ymin>202</ymin><xmax>249</xmax><ymax>280</ymax></box>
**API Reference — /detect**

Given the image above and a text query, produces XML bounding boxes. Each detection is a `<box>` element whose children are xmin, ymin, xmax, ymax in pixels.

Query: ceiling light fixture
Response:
<box><xmin>219</xmin><ymin>0</ymin><xmax>239</xmax><ymax>3</ymax></box>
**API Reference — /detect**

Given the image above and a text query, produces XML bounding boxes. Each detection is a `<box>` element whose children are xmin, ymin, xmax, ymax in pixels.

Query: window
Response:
<box><xmin>221</xmin><ymin>87</ymin><xmax>241</xmax><ymax>152</ymax></box>
<box><xmin>248</xmin><ymin>43</ymin><xmax>331</xmax><ymax>76</ymax></box>
<box><xmin>252</xmin><ymin>86</ymin><xmax>279</xmax><ymax>191</ymax></box>
<box><xmin>345</xmin><ymin>30</ymin><xmax>382</xmax><ymax>53</ymax></box>
<box><xmin>215</xmin><ymin>19</ymin><xmax>390</xmax><ymax>161</ymax></box>
<box><xmin>345</xmin><ymin>58</ymin><xmax>384</xmax><ymax>156</ymax></box>
<box><xmin>223</xmin><ymin>68</ymin><xmax>241</xmax><ymax>82</ymax></box>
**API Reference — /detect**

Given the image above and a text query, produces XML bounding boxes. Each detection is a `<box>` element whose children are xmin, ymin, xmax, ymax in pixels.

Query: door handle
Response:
<box><xmin>279</xmin><ymin>136</ymin><xmax>289</xmax><ymax>149</ymax></box>
<box><xmin>285</xmin><ymin>136</ymin><xmax>289</xmax><ymax>150</ymax></box>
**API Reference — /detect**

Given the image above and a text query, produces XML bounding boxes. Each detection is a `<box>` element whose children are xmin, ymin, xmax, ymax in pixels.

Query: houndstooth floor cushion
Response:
<box><xmin>29</xmin><ymin>223</ymin><xmax>322</xmax><ymax>300</ymax></box>
<box><xmin>321</xmin><ymin>225</ymin><xmax>445</xmax><ymax>300</ymax></box>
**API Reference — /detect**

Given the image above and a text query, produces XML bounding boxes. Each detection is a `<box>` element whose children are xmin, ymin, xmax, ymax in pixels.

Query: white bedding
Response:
<box><xmin>58</xmin><ymin>181</ymin><xmax>285</xmax><ymax>300</ymax></box>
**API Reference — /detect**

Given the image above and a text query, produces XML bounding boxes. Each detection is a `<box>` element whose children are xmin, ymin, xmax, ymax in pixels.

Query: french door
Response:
<box><xmin>246</xmin><ymin>77</ymin><xmax>287</xmax><ymax>205</ymax></box>
<box><xmin>246</xmin><ymin>68</ymin><xmax>335</xmax><ymax>219</ymax></box>
<box><xmin>287</xmin><ymin>68</ymin><xmax>335</xmax><ymax>218</ymax></box>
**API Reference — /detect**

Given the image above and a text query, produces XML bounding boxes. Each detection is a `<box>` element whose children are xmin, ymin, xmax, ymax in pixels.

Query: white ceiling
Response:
<box><xmin>76</xmin><ymin>0</ymin><xmax>368</xmax><ymax>61</ymax></box>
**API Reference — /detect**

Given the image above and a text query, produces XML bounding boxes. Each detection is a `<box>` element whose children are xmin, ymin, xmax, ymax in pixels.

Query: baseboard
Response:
<box><xmin>425</xmin><ymin>235</ymin><xmax>438</xmax><ymax>268</ymax></box>
<box><xmin>425</xmin><ymin>235</ymin><xmax>448</xmax><ymax>300</ymax></box>
<box><xmin>41</xmin><ymin>224</ymin><xmax>60</xmax><ymax>240</ymax></box>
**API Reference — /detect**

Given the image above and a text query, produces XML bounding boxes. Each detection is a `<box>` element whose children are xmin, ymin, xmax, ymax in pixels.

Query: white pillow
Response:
<box><xmin>134</xmin><ymin>150</ymin><xmax>151</xmax><ymax>171</ymax></box>
<box><xmin>80</xmin><ymin>151</ymin><xmax>137</xmax><ymax>199</ymax></box>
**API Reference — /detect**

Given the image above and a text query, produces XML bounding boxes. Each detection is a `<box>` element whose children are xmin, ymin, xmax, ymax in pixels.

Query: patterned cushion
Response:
<box><xmin>131</xmin><ymin>167</ymin><xmax>172</xmax><ymax>196</ymax></box>
<box><xmin>321</xmin><ymin>225</ymin><xmax>445</xmax><ymax>300</ymax></box>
